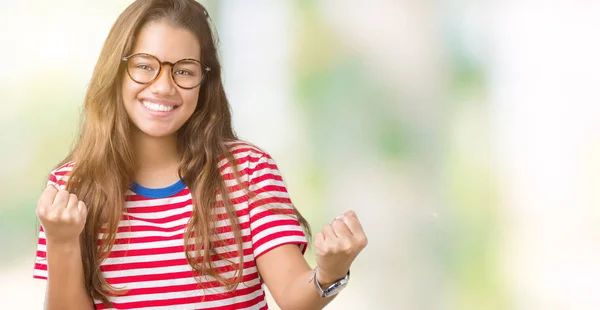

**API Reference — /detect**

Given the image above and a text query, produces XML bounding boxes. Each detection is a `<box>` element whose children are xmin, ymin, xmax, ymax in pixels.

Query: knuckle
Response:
<box><xmin>320</xmin><ymin>243</ymin><xmax>332</xmax><ymax>254</ymax></box>
<box><xmin>328</xmin><ymin>245</ymin><xmax>340</xmax><ymax>254</ymax></box>
<box><xmin>47</xmin><ymin>212</ymin><xmax>61</xmax><ymax>222</ymax></box>
<box><xmin>35</xmin><ymin>205</ymin><xmax>45</xmax><ymax>216</ymax></box>
<box><xmin>359</xmin><ymin>235</ymin><xmax>368</xmax><ymax>247</ymax></box>
<box><xmin>61</xmin><ymin>215</ymin><xmax>73</xmax><ymax>224</ymax></box>
<box><xmin>338</xmin><ymin>242</ymin><xmax>351</xmax><ymax>254</ymax></box>
<box><xmin>343</xmin><ymin>243</ymin><xmax>353</xmax><ymax>253</ymax></box>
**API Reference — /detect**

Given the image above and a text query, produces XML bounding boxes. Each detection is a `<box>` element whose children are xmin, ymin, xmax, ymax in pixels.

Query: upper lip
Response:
<box><xmin>139</xmin><ymin>97</ymin><xmax>180</xmax><ymax>107</ymax></box>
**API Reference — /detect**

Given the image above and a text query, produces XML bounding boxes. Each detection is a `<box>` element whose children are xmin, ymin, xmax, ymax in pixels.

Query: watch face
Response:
<box><xmin>324</xmin><ymin>285</ymin><xmax>345</xmax><ymax>297</ymax></box>
<box><xmin>322</xmin><ymin>278</ymin><xmax>349</xmax><ymax>297</ymax></box>
<box><xmin>313</xmin><ymin>269</ymin><xmax>350</xmax><ymax>298</ymax></box>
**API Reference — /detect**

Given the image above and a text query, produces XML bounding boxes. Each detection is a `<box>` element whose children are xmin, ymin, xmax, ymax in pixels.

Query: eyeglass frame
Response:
<box><xmin>121</xmin><ymin>53</ymin><xmax>211</xmax><ymax>90</ymax></box>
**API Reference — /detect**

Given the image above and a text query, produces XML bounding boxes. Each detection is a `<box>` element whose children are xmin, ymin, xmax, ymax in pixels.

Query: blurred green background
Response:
<box><xmin>2</xmin><ymin>1</ymin><xmax>600</xmax><ymax>309</ymax></box>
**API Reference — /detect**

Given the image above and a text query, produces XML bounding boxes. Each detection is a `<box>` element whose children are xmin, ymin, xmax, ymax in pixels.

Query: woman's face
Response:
<box><xmin>122</xmin><ymin>21</ymin><xmax>202</xmax><ymax>139</ymax></box>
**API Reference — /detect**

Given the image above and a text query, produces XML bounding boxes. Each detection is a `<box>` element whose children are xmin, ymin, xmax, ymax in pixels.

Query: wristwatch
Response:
<box><xmin>311</xmin><ymin>267</ymin><xmax>350</xmax><ymax>298</ymax></box>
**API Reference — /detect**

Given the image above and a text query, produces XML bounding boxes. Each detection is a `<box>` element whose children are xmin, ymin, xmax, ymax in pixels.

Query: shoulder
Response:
<box><xmin>224</xmin><ymin>139</ymin><xmax>272</xmax><ymax>160</ymax></box>
<box><xmin>47</xmin><ymin>161</ymin><xmax>75</xmax><ymax>190</ymax></box>
<box><xmin>222</xmin><ymin>139</ymin><xmax>273</xmax><ymax>168</ymax></box>
<box><xmin>220</xmin><ymin>139</ymin><xmax>281</xmax><ymax>179</ymax></box>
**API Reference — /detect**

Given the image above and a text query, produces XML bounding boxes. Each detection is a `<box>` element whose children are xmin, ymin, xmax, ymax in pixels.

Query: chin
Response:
<box><xmin>134</xmin><ymin>125</ymin><xmax>179</xmax><ymax>139</ymax></box>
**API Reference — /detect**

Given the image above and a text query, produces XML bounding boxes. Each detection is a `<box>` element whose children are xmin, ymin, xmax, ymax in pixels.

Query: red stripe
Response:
<box><xmin>112</xmin><ymin>230</ymin><xmax>253</xmax><ymax>247</ymax></box>
<box><xmin>33</xmin><ymin>141</ymin><xmax>306</xmax><ymax>309</ymax></box>
<box><xmin>126</xmin><ymin>188</ymin><xmax>190</xmax><ymax>202</ymax></box>
<box><xmin>34</xmin><ymin>262</ymin><xmax>47</xmax><ymax>271</ymax></box>
<box><xmin>105</xmin><ymin>258</ymin><xmax>256</xmax><ymax>285</ymax></box>
<box><xmin>249</xmin><ymin>197</ymin><xmax>295</xmax><ymax>212</ymax></box>
<box><xmin>123</xmin><ymin>211</ymin><xmax>193</xmax><ymax>224</ymax></box>
<box><xmin>253</xmin><ymin>230</ymin><xmax>306</xmax><ymax>253</ymax></box>
<box><xmin>105</xmin><ymin>239</ymin><xmax>255</xmax><ymax>259</ymax></box>
<box><xmin>101</xmin><ymin>251</ymin><xmax>256</xmax><ymax>273</ymax></box>
<box><xmin>125</xmin><ymin>198</ymin><xmax>192</xmax><ymax>214</ymax></box>
<box><xmin>248</xmin><ymin>162</ymin><xmax>279</xmax><ymax>177</ymax></box>
<box><xmin>251</xmin><ymin>218</ymin><xmax>301</xmax><ymax>236</ymax></box>
<box><xmin>250</xmin><ymin>172</ymin><xmax>284</xmax><ymax>184</ymax></box>
<box><xmin>116</xmin><ymin>272</ymin><xmax>260</xmax><ymax>297</ymax></box>
<box><xmin>254</xmin><ymin>241</ymin><xmax>308</xmax><ymax>259</ymax></box>
<box><xmin>116</xmin><ymin>223</ymin><xmax>187</xmax><ymax>233</ymax></box>
<box><xmin>96</xmin><ymin>283</ymin><xmax>264</xmax><ymax>309</ymax></box>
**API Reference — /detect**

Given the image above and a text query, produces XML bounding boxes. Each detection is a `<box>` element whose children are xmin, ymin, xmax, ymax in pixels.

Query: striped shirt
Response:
<box><xmin>33</xmin><ymin>141</ymin><xmax>307</xmax><ymax>309</ymax></box>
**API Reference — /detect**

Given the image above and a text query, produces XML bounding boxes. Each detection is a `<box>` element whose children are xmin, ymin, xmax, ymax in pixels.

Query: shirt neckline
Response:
<box><xmin>130</xmin><ymin>179</ymin><xmax>187</xmax><ymax>199</ymax></box>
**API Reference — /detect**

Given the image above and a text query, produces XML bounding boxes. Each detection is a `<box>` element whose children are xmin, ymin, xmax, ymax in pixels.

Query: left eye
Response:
<box><xmin>174</xmin><ymin>70</ymin><xmax>193</xmax><ymax>76</ymax></box>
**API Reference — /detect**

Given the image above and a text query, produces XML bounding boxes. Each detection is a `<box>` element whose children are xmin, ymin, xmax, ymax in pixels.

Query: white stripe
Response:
<box><xmin>254</xmin><ymin>236</ymin><xmax>306</xmax><ymax>257</ymax></box>
<box><xmin>241</xmin><ymin>299</ymin><xmax>267</xmax><ymax>310</ymax></box>
<box><xmin>251</xmin><ymin>213</ymin><xmax>297</xmax><ymax>229</ymax></box>
<box><xmin>115</xmin><ymin>227</ymin><xmax>187</xmax><ymax>239</ymax></box>
<box><xmin>107</xmin><ymin>239</ymin><xmax>253</xmax><ymax>253</ymax></box>
<box><xmin>102</xmin><ymin>262</ymin><xmax>256</xmax><ymax>280</ymax></box>
<box><xmin>33</xmin><ymin>269</ymin><xmax>47</xmax><ymax>279</ymax></box>
<box><xmin>248</xmin><ymin>178</ymin><xmax>286</xmax><ymax>191</ymax></box>
<box><xmin>253</xmin><ymin>225</ymin><xmax>303</xmax><ymax>243</ymax></box>
<box><xmin>102</xmin><ymin>253</ymin><xmax>255</xmax><ymax>270</ymax></box>
<box><xmin>34</xmin><ymin>143</ymin><xmax>307</xmax><ymax>309</ymax></box>
<box><xmin>108</xmin><ymin>228</ymin><xmax>252</xmax><ymax>252</ymax></box>
<box><xmin>217</xmin><ymin>147</ymin><xmax>264</xmax><ymax>167</ymax></box>
<box><xmin>123</xmin><ymin>205</ymin><xmax>193</xmax><ymax>220</ymax></box>
<box><xmin>251</xmin><ymin>191</ymin><xmax>291</xmax><ymax>203</ymax></box>
<box><xmin>107</xmin><ymin>286</ymin><xmax>264</xmax><ymax>310</ymax></box>
<box><xmin>125</xmin><ymin>193</ymin><xmax>192</xmax><ymax>208</ymax></box>
<box><xmin>118</xmin><ymin>217</ymin><xmax>190</xmax><ymax>229</ymax></box>
<box><xmin>105</xmin><ymin>268</ymin><xmax>259</xmax><ymax>292</ymax></box>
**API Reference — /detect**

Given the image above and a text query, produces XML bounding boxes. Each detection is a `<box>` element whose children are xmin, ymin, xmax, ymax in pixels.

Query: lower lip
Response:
<box><xmin>139</xmin><ymin>100</ymin><xmax>178</xmax><ymax>117</ymax></box>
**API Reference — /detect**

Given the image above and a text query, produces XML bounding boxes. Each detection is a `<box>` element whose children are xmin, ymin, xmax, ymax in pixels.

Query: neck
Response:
<box><xmin>132</xmin><ymin>130</ymin><xmax>181</xmax><ymax>188</ymax></box>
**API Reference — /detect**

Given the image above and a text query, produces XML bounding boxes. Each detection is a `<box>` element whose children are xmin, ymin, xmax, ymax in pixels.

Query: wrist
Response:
<box><xmin>311</xmin><ymin>267</ymin><xmax>351</xmax><ymax>298</ymax></box>
<box><xmin>316</xmin><ymin>268</ymin><xmax>349</xmax><ymax>287</ymax></box>
<box><xmin>46</xmin><ymin>239</ymin><xmax>81</xmax><ymax>252</ymax></box>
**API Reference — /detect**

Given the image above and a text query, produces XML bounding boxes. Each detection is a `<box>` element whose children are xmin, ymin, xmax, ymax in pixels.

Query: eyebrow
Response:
<box><xmin>134</xmin><ymin>53</ymin><xmax>201</xmax><ymax>63</ymax></box>
<box><xmin>134</xmin><ymin>55</ymin><xmax>155</xmax><ymax>61</ymax></box>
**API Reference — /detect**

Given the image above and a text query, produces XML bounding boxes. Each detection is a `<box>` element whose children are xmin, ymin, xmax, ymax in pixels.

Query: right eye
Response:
<box><xmin>136</xmin><ymin>64</ymin><xmax>154</xmax><ymax>71</ymax></box>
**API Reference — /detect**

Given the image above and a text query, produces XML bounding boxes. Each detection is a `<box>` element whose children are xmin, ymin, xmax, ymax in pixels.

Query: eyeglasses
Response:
<box><xmin>121</xmin><ymin>53</ymin><xmax>211</xmax><ymax>89</ymax></box>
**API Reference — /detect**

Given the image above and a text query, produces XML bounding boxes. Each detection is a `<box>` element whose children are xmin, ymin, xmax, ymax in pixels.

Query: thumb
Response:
<box><xmin>78</xmin><ymin>201</ymin><xmax>88</xmax><ymax>217</ymax></box>
<box><xmin>344</xmin><ymin>210</ymin><xmax>357</xmax><ymax>218</ymax></box>
<box><xmin>314</xmin><ymin>232</ymin><xmax>325</xmax><ymax>251</ymax></box>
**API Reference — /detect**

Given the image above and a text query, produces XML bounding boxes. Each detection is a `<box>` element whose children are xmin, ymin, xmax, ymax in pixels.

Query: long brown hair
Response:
<box><xmin>58</xmin><ymin>0</ymin><xmax>310</xmax><ymax>306</ymax></box>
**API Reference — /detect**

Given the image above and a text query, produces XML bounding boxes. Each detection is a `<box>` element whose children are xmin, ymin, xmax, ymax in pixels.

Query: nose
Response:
<box><xmin>150</xmin><ymin>64</ymin><xmax>177</xmax><ymax>96</ymax></box>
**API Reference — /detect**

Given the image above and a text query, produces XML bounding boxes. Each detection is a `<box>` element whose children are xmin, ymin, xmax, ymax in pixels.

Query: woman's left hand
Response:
<box><xmin>314</xmin><ymin>210</ymin><xmax>368</xmax><ymax>284</ymax></box>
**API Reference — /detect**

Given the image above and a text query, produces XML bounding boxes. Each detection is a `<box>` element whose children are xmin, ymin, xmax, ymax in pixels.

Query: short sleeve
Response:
<box><xmin>247</xmin><ymin>153</ymin><xmax>307</xmax><ymax>259</ymax></box>
<box><xmin>33</xmin><ymin>163</ymin><xmax>72</xmax><ymax>280</ymax></box>
<box><xmin>33</xmin><ymin>225</ymin><xmax>48</xmax><ymax>279</ymax></box>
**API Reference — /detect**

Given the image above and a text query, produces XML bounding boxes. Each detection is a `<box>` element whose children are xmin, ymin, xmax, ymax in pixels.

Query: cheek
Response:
<box><xmin>122</xmin><ymin>77</ymin><xmax>143</xmax><ymax>102</ymax></box>
<box><xmin>182</xmin><ymin>91</ymin><xmax>200</xmax><ymax>111</ymax></box>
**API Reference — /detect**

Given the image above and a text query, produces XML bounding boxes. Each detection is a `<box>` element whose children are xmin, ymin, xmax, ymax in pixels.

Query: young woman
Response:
<box><xmin>33</xmin><ymin>0</ymin><xmax>367</xmax><ymax>309</ymax></box>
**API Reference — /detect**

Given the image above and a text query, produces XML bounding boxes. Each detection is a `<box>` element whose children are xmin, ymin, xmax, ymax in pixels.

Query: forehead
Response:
<box><xmin>132</xmin><ymin>21</ymin><xmax>201</xmax><ymax>62</ymax></box>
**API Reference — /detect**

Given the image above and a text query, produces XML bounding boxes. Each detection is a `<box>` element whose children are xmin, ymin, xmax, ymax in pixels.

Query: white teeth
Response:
<box><xmin>142</xmin><ymin>100</ymin><xmax>174</xmax><ymax>112</ymax></box>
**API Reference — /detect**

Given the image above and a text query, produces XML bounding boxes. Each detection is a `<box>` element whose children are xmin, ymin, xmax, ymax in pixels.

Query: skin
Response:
<box><xmin>121</xmin><ymin>21</ymin><xmax>201</xmax><ymax>188</ymax></box>
<box><xmin>36</xmin><ymin>21</ymin><xmax>368</xmax><ymax>310</ymax></box>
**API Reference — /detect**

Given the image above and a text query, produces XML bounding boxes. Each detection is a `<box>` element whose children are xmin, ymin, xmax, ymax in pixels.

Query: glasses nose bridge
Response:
<box><xmin>159</xmin><ymin>60</ymin><xmax>176</xmax><ymax>72</ymax></box>
<box><xmin>155</xmin><ymin>60</ymin><xmax>177</xmax><ymax>83</ymax></box>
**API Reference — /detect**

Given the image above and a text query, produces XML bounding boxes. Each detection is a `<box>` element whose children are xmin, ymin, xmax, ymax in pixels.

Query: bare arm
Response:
<box><xmin>36</xmin><ymin>186</ymin><xmax>94</xmax><ymax>310</ymax></box>
<box><xmin>257</xmin><ymin>211</ymin><xmax>368</xmax><ymax>310</ymax></box>
<box><xmin>256</xmin><ymin>245</ymin><xmax>338</xmax><ymax>310</ymax></box>
<box><xmin>45</xmin><ymin>241</ymin><xmax>95</xmax><ymax>310</ymax></box>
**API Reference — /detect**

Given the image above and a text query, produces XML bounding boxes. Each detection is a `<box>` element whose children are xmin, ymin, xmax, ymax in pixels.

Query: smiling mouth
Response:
<box><xmin>141</xmin><ymin>100</ymin><xmax>178</xmax><ymax>112</ymax></box>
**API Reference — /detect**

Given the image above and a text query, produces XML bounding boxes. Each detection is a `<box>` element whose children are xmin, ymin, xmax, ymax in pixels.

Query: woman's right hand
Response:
<box><xmin>36</xmin><ymin>186</ymin><xmax>88</xmax><ymax>245</ymax></box>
